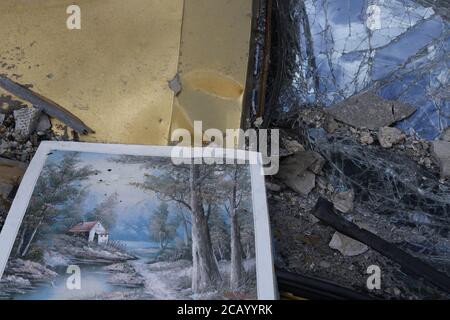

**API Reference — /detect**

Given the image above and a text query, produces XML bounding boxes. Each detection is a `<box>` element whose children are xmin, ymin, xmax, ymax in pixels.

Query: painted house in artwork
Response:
<box><xmin>68</xmin><ymin>221</ymin><xmax>109</xmax><ymax>245</ymax></box>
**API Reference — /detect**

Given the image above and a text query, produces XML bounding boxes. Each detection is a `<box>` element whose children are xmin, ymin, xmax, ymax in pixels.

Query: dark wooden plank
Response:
<box><xmin>276</xmin><ymin>268</ymin><xmax>375</xmax><ymax>300</ymax></box>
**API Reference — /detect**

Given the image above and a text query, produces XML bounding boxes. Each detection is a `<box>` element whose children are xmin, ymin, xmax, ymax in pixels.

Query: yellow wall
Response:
<box><xmin>0</xmin><ymin>0</ymin><xmax>253</xmax><ymax>145</ymax></box>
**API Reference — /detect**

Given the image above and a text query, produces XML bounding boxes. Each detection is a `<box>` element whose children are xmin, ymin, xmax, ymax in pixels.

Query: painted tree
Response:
<box><xmin>238</xmin><ymin>207</ymin><xmax>255</xmax><ymax>259</ymax></box>
<box><xmin>174</xmin><ymin>205</ymin><xmax>191</xmax><ymax>248</ymax></box>
<box><xmin>85</xmin><ymin>192</ymin><xmax>119</xmax><ymax>229</ymax></box>
<box><xmin>148</xmin><ymin>202</ymin><xmax>179</xmax><ymax>251</ymax></box>
<box><xmin>16</xmin><ymin>152</ymin><xmax>98</xmax><ymax>257</ymax></box>
<box><xmin>208</xmin><ymin>206</ymin><xmax>230</xmax><ymax>262</ymax></box>
<box><xmin>221</xmin><ymin>165</ymin><xmax>252</xmax><ymax>291</ymax></box>
<box><xmin>46</xmin><ymin>188</ymin><xmax>88</xmax><ymax>234</ymax></box>
<box><xmin>112</xmin><ymin>156</ymin><xmax>222</xmax><ymax>293</ymax></box>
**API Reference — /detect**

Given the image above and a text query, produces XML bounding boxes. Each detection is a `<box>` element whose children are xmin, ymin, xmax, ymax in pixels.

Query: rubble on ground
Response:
<box><xmin>268</xmin><ymin>105</ymin><xmax>450</xmax><ymax>299</ymax></box>
<box><xmin>13</xmin><ymin>106</ymin><xmax>41</xmax><ymax>138</ymax></box>
<box><xmin>432</xmin><ymin>141</ymin><xmax>450</xmax><ymax>179</ymax></box>
<box><xmin>332</xmin><ymin>190</ymin><xmax>354</xmax><ymax>214</ymax></box>
<box><xmin>0</xmin><ymin>106</ymin><xmax>76</xmax><ymax>231</ymax></box>
<box><xmin>442</xmin><ymin>127</ymin><xmax>450</xmax><ymax>142</ymax></box>
<box><xmin>329</xmin><ymin>232</ymin><xmax>368</xmax><ymax>257</ymax></box>
<box><xmin>377</xmin><ymin>127</ymin><xmax>406</xmax><ymax>149</ymax></box>
<box><xmin>326</xmin><ymin>92</ymin><xmax>417</xmax><ymax>130</ymax></box>
<box><xmin>277</xmin><ymin>151</ymin><xmax>325</xmax><ymax>196</ymax></box>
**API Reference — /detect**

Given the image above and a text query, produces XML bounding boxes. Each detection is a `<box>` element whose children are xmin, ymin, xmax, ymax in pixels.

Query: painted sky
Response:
<box><xmin>45</xmin><ymin>151</ymin><xmax>166</xmax><ymax>240</ymax></box>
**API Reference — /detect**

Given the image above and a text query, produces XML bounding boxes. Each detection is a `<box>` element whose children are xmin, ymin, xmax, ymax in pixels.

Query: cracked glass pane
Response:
<box><xmin>278</xmin><ymin>0</ymin><xmax>449</xmax><ymax>139</ymax></box>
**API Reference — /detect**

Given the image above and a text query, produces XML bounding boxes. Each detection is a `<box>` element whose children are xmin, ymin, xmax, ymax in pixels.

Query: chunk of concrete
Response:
<box><xmin>441</xmin><ymin>127</ymin><xmax>450</xmax><ymax>142</ymax></box>
<box><xmin>284</xmin><ymin>171</ymin><xmax>316</xmax><ymax>196</ymax></box>
<box><xmin>329</xmin><ymin>232</ymin><xmax>368</xmax><ymax>257</ymax></box>
<box><xmin>36</xmin><ymin>114</ymin><xmax>51</xmax><ymax>132</ymax></box>
<box><xmin>377</xmin><ymin>127</ymin><xmax>406</xmax><ymax>148</ymax></box>
<box><xmin>332</xmin><ymin>190</ymin><xmax>354</xmax><ymax>213</ymax></box>
<box><xmin>283</xmin><ymin>139</ymin><xmax>305</xmax><ymax>154</ymax></box>
<box><xmin>360</xmin><ymin>131</ymin><xmax>374</xmax><ymax>145</ymax></box>
<box><xmin>278</xmin><ymin>151</ymin><xmax>324</xmax><ymax>195</ymax></box>
<box><xmin>326</xmin><ymin>92</ymin><xmax>416</xmax><ymax>129</ymax></box>
<box><xmin>278</xmin><ymin>151</ymin><xmax>324</xmax><ymax>180</ymax></box>
<box><xmin>13</xmin><ymin>107</ymin><xmax>41</xmax><ymax>137</ymax></box>
<box><xmin>432</xmin><ymin>141</ymin><xmax>450</xmax><ymax>179</ymax></box>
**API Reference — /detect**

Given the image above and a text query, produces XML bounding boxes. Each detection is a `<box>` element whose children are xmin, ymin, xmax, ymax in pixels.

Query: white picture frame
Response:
<box><xmin>0</xmin><ymin>141</ymin><xmax>277</xmax><ymax>300</ymax></box>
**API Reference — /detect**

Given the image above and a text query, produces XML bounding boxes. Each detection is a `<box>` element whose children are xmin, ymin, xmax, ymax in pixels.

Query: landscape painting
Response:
<box><xmin>0</xmin><ymin>149</ymin><xmax>260</xmax><ymax>300</ymax></box>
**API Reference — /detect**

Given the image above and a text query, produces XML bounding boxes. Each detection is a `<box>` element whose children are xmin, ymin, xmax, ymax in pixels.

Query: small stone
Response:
<box><xmin>168</xmin><ymin>73</ymin><xmax>182</xmax><ymax>96</ymax></box>
<box><xmin>254</xmin><ymin>117</ymin><xmax>263</xmax><ymax>128</ymax></box>
<box><xmin>36</xmin><ymin>114</ymin><xmax>51</xmax><ymax>132</ymax></box>
<box><xmin>316</xmin><ymin>176</ymin><xmax>328</xmax><ymax>190</ymax></box>
<box><xmin>266</xmin><ymin>182</ymin><xmax>281</xmax><ymax>192</ymax></box>
<box><xmin>432</xmin><ymin>141</ymin><xmax>450</xmax><ymax>179</ymax></box>
<box><xmin>0</xmin><ymin>113</ymin><xmax>5</xmax><ymax>126</ymax></box>
<box><xmin>309</xmin><ymin>153</ymin><xmax>326</xmax><ymax>175</ymax></box>
<box><xmin>378</xmin><ymin>127</ymin><xmax>406</xmax><ymax>148</ymax></box>
<box><xmin>285</xmin><ymin>172</ymin><xmax>316</xmax><ymax>196</ymax></box>
<box><xmin>306</xmin><ymin>213</ymin><xmax>320</xmax><ymax>225</ymax></box>
<box><xmin>360</xmin><ymin>131</ymin><xmax>374</xmax><ymax>145</ymax></box>
<box><xmin>332</xmin><ymin>190</ymin><xmax>354</xmax><ymax>213</ymax></box>
<box><xmin>283</xmin><ymin>139</ymin><xmax>305</xmax><ymax>154</ymax></box>
<box><xmin>423</xmin><ymin>157</ymin><xmax>432</xmax><ymax>169</ymax></box>
<box><xmin>442</xmin><ymin>127</ymin><xmax>450</xmax><ymax>142</ymax></box>
<box><xmin>278</xmin><ymin>151</ymin><xmax>321</xmax><ymax>179</ymax></box>
<box><xmin>325</xmin><ymin>115</ymin><xmax>339</xmax><ymax>133</ymax></box>
<box><xmin>319</xmin><ymin>261</ymin><xmax>331</xmax><ymax>268</ymax></box>
<box><xmin>13</xmin><ymin>107</ymin><xmax>41</xmax><ymax>137</ymax></box>
<box><xmin>329</xmin><ymin>232</ymin><xmax>368</xmax><ymax>257</ymax></box>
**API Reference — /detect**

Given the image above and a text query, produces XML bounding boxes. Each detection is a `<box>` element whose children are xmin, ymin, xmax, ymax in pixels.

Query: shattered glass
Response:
<box><xmin>308</xmin><ymin>128</ymin><xmax>450</xmax><ymax>275</ymax></box>
<box><xmin>277</xmin><ymin>0</ymin><xmax>449</xmax><ymax>139</ymax></box>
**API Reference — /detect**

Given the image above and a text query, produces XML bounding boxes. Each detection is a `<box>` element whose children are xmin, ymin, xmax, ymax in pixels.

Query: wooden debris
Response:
<box><xmin>0</xmin><ymin>76</ymin><xmax>94</xmax><ymax>135</ymax></box>
<box><xmin>312</xmin><ymin>198</ymin><xmax>450</xmax><ymax>294</ymax></box>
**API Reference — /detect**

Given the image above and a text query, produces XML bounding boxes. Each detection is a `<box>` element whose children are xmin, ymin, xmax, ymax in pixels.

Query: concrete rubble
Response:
<box><xmin>268</xmin><ymin>104</ymin><xmax>450</xmax><ymax>299</ymax></box>
<box><xmin>36</xmin><ymin>114</ymin><xmax>51</xmax><ymax>133</ymax></box>
<box><xmin>332</xmin><ymin>190</ymin><xmax>354</xmax><ymax>213</ymax></box>
<box><xmin>13</xmin><ymin>107</ymin><xmax>41</xmax><ymax>138</ymax></box>
<box><xmin>0</xmin><ymin>103</ymin><xmax>77</xmax><ymax>230</ymax></box>
<box><xmin>441</xmin><ymin>127</ymin><xmax>450</xmax><ymax>142</ymax></box>
<box><xmin>359</xmin><ymin>131</ymin><xmax>374</xmax><ymax>145</ymax></box>
<box><xmin>329</xmin><ymin>232</ymin><xmax>368</xmax><ymax>257</ymax></box>
<box><xmin>277</xmin><ymin>150</ymin><xmax>325</xmax><ymax>196</ymax></box>
<box><xmin>432</xmin><ymin>141</ymin><xmax>450</xmax><ymax>179</ymax></box>
<box><xmin>326</xmin><ymin>92</ymin><xmax>416</xmax><ymax>130</ymax></box>
<box><xmin>377</xmin><ymin>127</ymin><xmax>406</xmax><ymax>149</ymax></box>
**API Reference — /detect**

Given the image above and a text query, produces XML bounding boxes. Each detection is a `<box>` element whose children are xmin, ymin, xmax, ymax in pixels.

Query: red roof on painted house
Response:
<box><xmin>69</xmin><ymin>221</ymin><xmax>100</xmax><ymax>233</ymax></box>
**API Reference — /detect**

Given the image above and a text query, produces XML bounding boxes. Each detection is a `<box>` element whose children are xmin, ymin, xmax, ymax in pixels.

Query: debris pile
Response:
<box><xmin>267</xmin><ymin>94</ymin><xmax>450</xmax><ymax>299</ymax></box>
<box><xmin>0</xmin><ymin>106</ymin><xmax>78</xmax><ymax>231</ymax></box>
